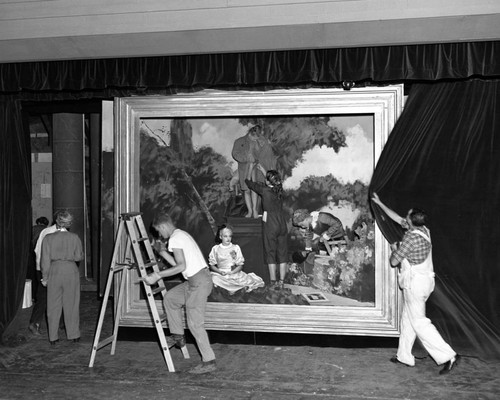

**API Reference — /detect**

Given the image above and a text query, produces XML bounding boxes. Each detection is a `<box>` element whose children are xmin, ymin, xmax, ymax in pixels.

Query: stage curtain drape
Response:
<box><xmin>0</xmin><ymin>98</ymin><xmax>32</xmax><ymax>337</ymax></box>
<box><xmin>369</xmin><ymin>79</ymin><xmax>500</xmax><ymax>355</ymax></box>
<box><xmin>1</xmin><ymin>40</ymin><xmax>500</xmax><ymax>340</ymax></box>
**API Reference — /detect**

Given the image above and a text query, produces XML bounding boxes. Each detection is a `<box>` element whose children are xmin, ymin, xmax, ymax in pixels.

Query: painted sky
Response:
<box><xmin>142</xmin><ymin>115</ymin><xmax>374</xmax><ymax>189</ymax></box>
<box><xmin>283</xmin><ymin>118</ymin><xmax>374</xmax><ymax>189</ymax></box>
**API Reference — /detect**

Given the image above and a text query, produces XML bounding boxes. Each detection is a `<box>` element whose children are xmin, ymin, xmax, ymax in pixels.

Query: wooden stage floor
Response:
<box><xmin>1</xmin><ymin>292</ymin><xmax>499</xmax><ymax>399</ymax></box>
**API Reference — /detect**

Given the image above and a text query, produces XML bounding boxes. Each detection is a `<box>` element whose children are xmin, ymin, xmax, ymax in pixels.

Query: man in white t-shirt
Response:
<box><xmin>142</xmin><ymin>213</ymin><xmax>216</xmax><ymax>374</ymax></box>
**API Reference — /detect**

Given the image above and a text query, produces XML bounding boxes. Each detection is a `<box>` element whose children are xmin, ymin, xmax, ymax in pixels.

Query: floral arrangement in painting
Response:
<box><xmin>285</xmin><ymin>220</ymin><xmax>375</xmax><ymax>303</ymax></box>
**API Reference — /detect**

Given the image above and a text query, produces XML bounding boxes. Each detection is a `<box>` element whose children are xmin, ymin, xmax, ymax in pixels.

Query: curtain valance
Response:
<box><xmin>1</xmin><ymin>41</ymin><xmax>499</xmax><ymax>93</ymax></box>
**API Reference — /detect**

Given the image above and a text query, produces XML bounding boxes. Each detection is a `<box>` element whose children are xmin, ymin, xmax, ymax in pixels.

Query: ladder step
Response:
<box><xmin>121</xmin><ymin>212</ymin><xmax>142</xmax><ymax>220</ymax></box>
<box><xmin>158</xmin><ymin>313</ymin><xmax>168</xmax><ymax>322</ymax></box>
<box><xmin>137</xmin><ymin>237</ymin><xmax>149</xmax><ymax>242</ymax></box>
<box><xmin>94</xmin><ymin>335</ymin><xmax>115</xmax><ymax>351</ymax></box>
<box><xmin>116</xmin><ymin>262</ymin><xmax>135</xmax><ymax>269</ymax></box>
<box><xmin>111</xmin><ymin>265</ymin><xmax>128</xmax><ymax>272</ymax></box>
<box><xmin>143</xmin><ymin>261</ymin><xmax>157</xmax><ymax>268</ymax></box>
<box><xmin>151</xmin><ymin>286</ymin><xmax>166</xmax><ymax>295</ymax></box>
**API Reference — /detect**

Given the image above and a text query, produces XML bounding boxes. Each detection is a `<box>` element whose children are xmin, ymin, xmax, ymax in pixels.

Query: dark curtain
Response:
<box><xmin>370</xmin><ymin>79</ymin><xmax>500</xmax><ymax>355</ymax></box>
<box><xmin>0</xmin><ymin>98</ymin><xmax>32</xmax><ymax>337</ymax></box>
<box><xmin>1</xmin><ymin>40</ymin><xmax>500</xmax><ymax>340</ymax></box>
<box><xmin>1</xmin><ymin>42</ymin><xmax>499</xmax><ymax>92</ymax></box>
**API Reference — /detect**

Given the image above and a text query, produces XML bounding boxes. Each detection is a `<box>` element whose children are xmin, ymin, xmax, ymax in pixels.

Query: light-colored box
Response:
<box><xmin>22</xmin><ymin>279</ymin><xmax>32</xmax><ymax>309</ymax></box>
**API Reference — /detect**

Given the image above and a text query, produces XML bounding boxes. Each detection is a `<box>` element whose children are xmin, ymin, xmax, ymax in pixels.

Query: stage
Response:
<box><xmin>1</xmin><ymin>292</ymin><xmax>499</xmax><ymax>400</ymax></box>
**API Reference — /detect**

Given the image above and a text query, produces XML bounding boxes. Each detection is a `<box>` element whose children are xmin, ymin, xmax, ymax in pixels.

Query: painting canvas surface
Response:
<box><xmin>139</xmin><ymin>115</ymin><xmax>375</xmax><ymax>307</ymax></box>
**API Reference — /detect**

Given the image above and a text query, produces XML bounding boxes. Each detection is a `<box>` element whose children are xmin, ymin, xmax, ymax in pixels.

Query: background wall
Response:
<box><xmin>31</xmin><ymin>153</ymin><xmax>52</xmax><ymax>225</ymax></box>
<box><xmin>0</xmin><ymin>0</ymin><xmax>499</xmax><ymax>63</ymax></box>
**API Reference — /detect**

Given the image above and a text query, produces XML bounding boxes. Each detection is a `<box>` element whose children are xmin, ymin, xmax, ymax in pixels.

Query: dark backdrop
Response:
<box><xmin>1</xmin><ymin>42</ymin><xmax>500</xmax><ymax>350</ymax></box>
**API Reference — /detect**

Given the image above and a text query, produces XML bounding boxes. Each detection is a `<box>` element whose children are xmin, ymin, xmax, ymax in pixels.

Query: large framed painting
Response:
<box><xmin>112</xmin><ymin>86</ymin><xmax>404</xmax><ymax>336</ymax></box>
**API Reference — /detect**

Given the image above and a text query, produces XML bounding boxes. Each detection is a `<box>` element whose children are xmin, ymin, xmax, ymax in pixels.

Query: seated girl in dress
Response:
<box><xmin>209</xmin><ymin>225</ymin><xmax>265</xmax><ymax>294</ymax></box>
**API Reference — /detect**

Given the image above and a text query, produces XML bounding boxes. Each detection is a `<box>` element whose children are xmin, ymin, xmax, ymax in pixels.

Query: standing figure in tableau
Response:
<box><xmin>232</xmin><ymin>124</ymin><xmax>277</xmax><ymax>218</ymax></box>
<box><xmin>245</xmin><ymin>163</ymin><xmax>288</xmax><ymax>288</ymax></box>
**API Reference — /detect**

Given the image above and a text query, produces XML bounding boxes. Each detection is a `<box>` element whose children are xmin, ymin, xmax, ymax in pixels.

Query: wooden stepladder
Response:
<box><xmin>88</xmin><ymin>212</ymin><xmax>189</xmax><ymax>371</ymax></box>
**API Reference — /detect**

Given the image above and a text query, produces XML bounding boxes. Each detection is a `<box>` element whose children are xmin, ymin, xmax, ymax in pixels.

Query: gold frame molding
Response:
<box><xmin>114</xmin><ymin>86</ymin><xmax>404</xmax><ymax>336</ymax></box>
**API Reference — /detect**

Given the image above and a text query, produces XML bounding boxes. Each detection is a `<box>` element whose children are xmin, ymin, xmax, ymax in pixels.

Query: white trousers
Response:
<box><xmin>397</xmin><ymin>272</ymin><xmax>456</xmax><ymax>366</ymax></box>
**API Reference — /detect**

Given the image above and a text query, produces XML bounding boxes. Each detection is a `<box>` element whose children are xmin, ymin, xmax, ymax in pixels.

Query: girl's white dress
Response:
<box><xmin>209</xmin><ymin>243</ymin><xmax>265</xmax><ymax>294</ymax></box>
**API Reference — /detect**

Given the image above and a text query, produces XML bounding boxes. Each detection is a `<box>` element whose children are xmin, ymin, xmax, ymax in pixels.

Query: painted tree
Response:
<box><xmin>141</xmin><ymin>120</ymin><xmax>231</xmax><ymax>235</ymax></box>
<box><xmin>238</xmin><ymin>117</ymin><xmax>346</xmax><ymax>178</ymax></box>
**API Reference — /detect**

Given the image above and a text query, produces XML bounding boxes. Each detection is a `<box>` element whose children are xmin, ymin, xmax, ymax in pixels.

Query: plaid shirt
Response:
<box><xmin>391</xmin><ymin>227</ymin><xmax>431</xmax><ymax>265</ymax></box>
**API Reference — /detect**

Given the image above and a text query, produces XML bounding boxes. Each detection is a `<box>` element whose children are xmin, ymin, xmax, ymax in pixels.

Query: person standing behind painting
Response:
<box><xmin>141</xmin><ymin>213</ymin><xmax>217</xmax><ymax>374</ymax></box>
<box><xmin>245</xmin><ymin>163</ymin><xmax>288</xmax><ymax>288</ymax></box>
<box><xmin>41</xmin><ymin>210</ymin><xmax>84</xmax><ymax>345</ymax></box>
<box><xmin>371</xmin><ymin>193</ymin><xmax>460</xmax><ymax>375</ymax></box>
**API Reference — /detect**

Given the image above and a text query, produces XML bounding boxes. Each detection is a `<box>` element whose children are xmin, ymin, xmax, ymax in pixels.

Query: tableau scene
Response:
<box><xmin>138</xmin><ymin>115</ymin><xmax>376</xmax><ymax>308</ymax></box>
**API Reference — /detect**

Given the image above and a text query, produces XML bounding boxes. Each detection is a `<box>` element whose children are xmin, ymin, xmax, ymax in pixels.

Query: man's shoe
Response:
<box><xmin>166</xmin><ymin>334</ymin><xmax>186</xmax><ymax>349</ymax></box>
<box><xmin>390</xmin><ymin>356</ymin><xmax>413</xmax><ymax>367</ymax></box>
<box><xmin>28</xmin><ymin>323</ymin><xmax>41</xmax><ymax>336</ymax></box>
<box><xmin>49</xmin><ymin>339</ymin><xmax>59</xmax><ymax>346</ymax></box>
<box><xmin>439</xmin><ymin>354</ymin><xmax>461</xmax><ymax>375</ymax></box>
<box><xmin>188</xmin><ymin>360</ymin><xmax>217</xmax><ymax>374</ymax></box>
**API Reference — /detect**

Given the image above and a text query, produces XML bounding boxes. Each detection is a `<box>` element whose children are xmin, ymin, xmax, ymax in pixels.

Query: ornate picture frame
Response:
<box><xmin>113</xmin><ymin>86</ymin><xmax>404</xmax><ymax>336</ymax></box>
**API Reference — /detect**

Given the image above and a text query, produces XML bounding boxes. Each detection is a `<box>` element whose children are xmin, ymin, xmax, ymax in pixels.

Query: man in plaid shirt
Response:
<box><xmin>372</xmin><ymin>193</ymin><xmax>460</xmax><ymax>376</ymax></box>
<box><xmin>390</xmin><ymin>225</ymin><xmax>431</xmax><ymax>266</ymax></box>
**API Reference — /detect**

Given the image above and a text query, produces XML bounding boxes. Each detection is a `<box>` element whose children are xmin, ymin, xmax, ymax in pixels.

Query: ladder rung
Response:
<box><xmin>151</xmin><ymin>286</ymin><xmax>166</xmax><ymax>295</ymax></box>
<box><xmin>94</xmin><ymin>335</ymin><xmax>115</xmax><ymax>351</ymax></box>
<box><xmin>116</xmin><ymin>262</ymin><xmax>135</xmax><ymax>270</ymax></box>
<box><xmin>143</xmin><ymin>261</ymin><xmax>157</xmax><ymax>268</ymax></box>
<box><xmin>158</xmin><ymin>314</ymin><xmax>168</xmax><ymax>322</ymax></box>
<box><xmin>137</xmin><ymin>237</ymin><xmax>149</xmax><ymax>242</ymax></box>
<box><xmin>121</xmin><ymin>212</ymin><xmax>142</xmax><ymax>220</ymax></box>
